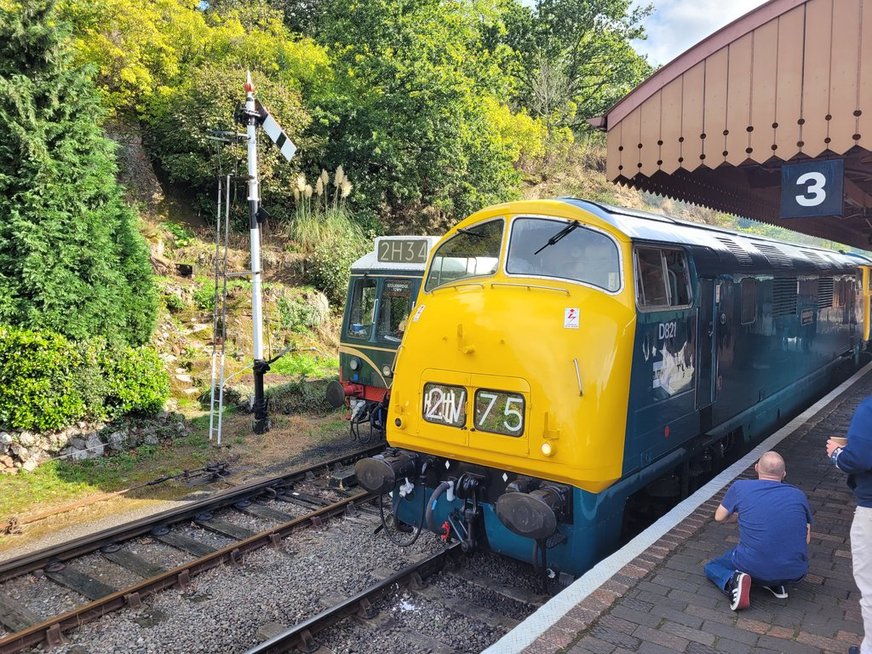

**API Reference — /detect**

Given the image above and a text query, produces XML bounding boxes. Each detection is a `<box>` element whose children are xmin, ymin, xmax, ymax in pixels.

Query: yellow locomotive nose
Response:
<box><xmin>386</xmin><ymin>205</ymin><xmax>636</xmax><ymax>492</ymax></box>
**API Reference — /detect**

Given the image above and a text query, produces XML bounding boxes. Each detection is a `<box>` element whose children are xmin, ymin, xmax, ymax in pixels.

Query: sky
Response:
<box><xmin>631</xmin><ymin>0</ymin><xmax>768</xmax><ymax>67</ymax></box>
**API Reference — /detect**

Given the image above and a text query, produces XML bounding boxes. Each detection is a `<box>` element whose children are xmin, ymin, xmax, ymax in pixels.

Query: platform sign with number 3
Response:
<box><xmin>780</xmin><ymin>159</ymin><xmax>844</xmax><ymax>218</ymax></box>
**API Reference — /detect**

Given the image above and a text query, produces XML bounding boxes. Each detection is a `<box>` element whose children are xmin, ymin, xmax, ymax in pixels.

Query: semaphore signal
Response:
<box><xmin>226</xmin><ymin>71</ymin><xmax>296</xmax><ymax>435</ymax></box>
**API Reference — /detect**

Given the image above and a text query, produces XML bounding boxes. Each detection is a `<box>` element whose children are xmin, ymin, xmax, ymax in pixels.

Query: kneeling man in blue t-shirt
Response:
<box><xmin>704</xmin><ymin>451</ymin><xmax>812</xmax><ymax>611</ymax></box>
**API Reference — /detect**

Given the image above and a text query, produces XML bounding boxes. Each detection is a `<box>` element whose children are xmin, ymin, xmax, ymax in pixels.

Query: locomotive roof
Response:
<box><xmin>559</xmin><ymin>198</ymin><xmax>872</xmax><ymax>274</ymax></box>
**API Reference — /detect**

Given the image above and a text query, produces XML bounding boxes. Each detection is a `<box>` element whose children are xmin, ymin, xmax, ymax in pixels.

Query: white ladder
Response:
<box><xmin>208</xmin><ymin>175</ymin><xmax>232</xmax><ymax>445</ymax></box>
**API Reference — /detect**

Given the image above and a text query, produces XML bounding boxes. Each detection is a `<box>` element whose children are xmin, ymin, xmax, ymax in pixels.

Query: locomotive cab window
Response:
<box><xmin>425</xmin><ymin>219</ymin><xmax>503</xmax><ymax>292</ymax></box>
<box><xmin>376</xmin><ymin>279</ymin><xmax>414</xmax><ymax>343</ymax></box>
<box><xmin>635</xmin><ymin>246</ymin><xmax>692</xmax><ymax>309</ymax></box>
<box><xmin>506</xmin><ymin>217</ymin><xmax>620</xmax><ymax>291</ymax></box>
<box><xmin>347</xmin><ymin>277</ymin><xmax>377</xmax><ymax>339</ymax></box>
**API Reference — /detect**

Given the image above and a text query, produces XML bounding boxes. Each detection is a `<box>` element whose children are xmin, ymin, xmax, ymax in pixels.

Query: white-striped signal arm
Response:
<box><xmin>258</xmin><ymin>102</ymin><xmax>297</xmax><ymax>162</ymax></box>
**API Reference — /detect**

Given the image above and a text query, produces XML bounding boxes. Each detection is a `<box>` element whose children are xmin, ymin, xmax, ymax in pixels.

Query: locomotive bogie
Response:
<box><xmin>355</xmin><ymin>199</ymin><xmax>872</xmax><ymax>578</ymax></box>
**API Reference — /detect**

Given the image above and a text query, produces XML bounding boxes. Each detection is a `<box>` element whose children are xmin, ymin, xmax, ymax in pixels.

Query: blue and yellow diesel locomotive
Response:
<box><xmin>355</xmin><ymin>199</ymin><xmax>872</xmax><ymax>578</ymax></box>
<box><xmin>326</xmin><ymin>236</ymin><xmax>439</xmax><ymax>441</ymax></box>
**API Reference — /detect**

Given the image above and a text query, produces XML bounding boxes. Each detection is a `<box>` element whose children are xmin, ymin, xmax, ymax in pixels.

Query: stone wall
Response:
<box><xmin>0</xmin><ymin>412</ymin><xmax>191</xmax><ymax>474</ymax></box>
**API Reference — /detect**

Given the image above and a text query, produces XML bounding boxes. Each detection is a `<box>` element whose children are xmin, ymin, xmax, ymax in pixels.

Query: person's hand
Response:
<box><xmin>826</xmin><ymin>438</ymin><xmax>841</xmax><ymax>457</ymax></box>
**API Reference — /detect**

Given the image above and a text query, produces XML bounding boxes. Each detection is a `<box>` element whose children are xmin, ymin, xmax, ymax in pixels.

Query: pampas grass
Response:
<box><xmin>286</xmin><ymin>166</ymin><xmax>361</xmax><ymax>255</ymax></box>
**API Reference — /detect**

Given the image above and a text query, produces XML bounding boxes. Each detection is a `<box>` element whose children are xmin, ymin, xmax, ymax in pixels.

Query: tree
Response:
<box><xmin>0</xmin><ymin>0</ymin><xmax>157</xmax><ymax>345</ymax></box>
<box><xmin>144</xmin><ymin>64</ymin><xmax>312</xmax><ymax>224</ymax></box>
<box><xmin>498</xmin><ymin>0</ymin><xmax>654</xmax><ymax>133</ymax></box>
<box><xmin>303</xmin><ymin>0</ymin><xmax>546</xmax><ymax>231</ymax></box>
<box><xmin>60</xmin><ymin>0</ymin><xmax>328</xmax><ymax>222</ymax></box>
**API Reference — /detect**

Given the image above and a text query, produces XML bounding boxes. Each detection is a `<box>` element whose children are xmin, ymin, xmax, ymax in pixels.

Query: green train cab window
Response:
<box><xmin>425</xmin><ymin>219</ymin><xmax>503</xmax><ymax>292</ymax></box>
<box><xmin>506</xmin><ymin>217</ymin><xmax>620</xmax><ymax>291</ymax></box>
<box><xmin>347</xmin><ymin>277</ymin><xmax>377</xmax><ymax>339</ymax></box>
<box><xmin>423</xmin><ymin>382</ymin><xmax>467</xmax><ymax>427</ymax></box>
<box><xmin>376</xmin><ymin>278</ymin><xmax>414</xmax><ymax>344</ymax></box>
<box><xmin>635</xmin><ymin>246</ymin><xmax>692</xmax><ymax>309</ymax></box>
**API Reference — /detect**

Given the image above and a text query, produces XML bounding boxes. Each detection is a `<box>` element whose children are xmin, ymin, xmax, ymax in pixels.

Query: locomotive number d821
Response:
<box><xmin>355</xmin><ymin>198</ymin><xmax>872</xmax><ymax>579</ymax></box>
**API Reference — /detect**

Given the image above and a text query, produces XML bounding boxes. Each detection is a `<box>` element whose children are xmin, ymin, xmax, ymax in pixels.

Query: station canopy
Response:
<box><xmin>591</xmin><ymin>0</ymin><xmax>872</xmax><ymax>251</ymax></box>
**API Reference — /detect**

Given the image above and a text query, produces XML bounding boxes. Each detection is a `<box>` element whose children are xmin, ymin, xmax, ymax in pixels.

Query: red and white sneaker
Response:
<box><xmin>729</xmin><ymin>572</ymin><xmax>751</xmax><ymax>610</ymax></box>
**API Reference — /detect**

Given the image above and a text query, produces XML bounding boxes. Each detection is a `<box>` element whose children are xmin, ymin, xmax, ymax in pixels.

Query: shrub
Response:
<box><xmin>163</xmin><ymin>292</ymin><xmax>185</xmax><ymax>313</ymax></box>
<box><xmin>0</xmin><ymin>3</ymin><xmax>157</xmax><ymax>347</ymax></box>
<box><xmin>193</xmin><ymin>277</ymin><xmax>217</xmax><ymax>311</ymax></box>
<box><xmin>163</xmin><ymin>222</ymin><xmax>194</xmax><ymax>249</ymax></box>
<box><xmin>0</xmin><ymin>327</ymin><xmax>88</xmax><ymax>432</ymax></box>
<box><xmin>277</xmin><ymin>295</ymin><xmax>321</xmax><ymax>334</ymax></box>
<box><xmin>98</xmin><ymin>344</ymin><xmax>170</xmax><ymax>416</ymax></box>
<box><xmin>265</xmin><ymin>377</ymin><xmax>335</xmax><ymax>414</ymax></box>
<box><xmin>0</xmin><ymin>326</ymin><xmax>170</xmax><ymax>432</ymax></box>
<box><xmin>306</xmin><ymin>231</ymin><xmax>367</xmax><ymax>305</ymax></box>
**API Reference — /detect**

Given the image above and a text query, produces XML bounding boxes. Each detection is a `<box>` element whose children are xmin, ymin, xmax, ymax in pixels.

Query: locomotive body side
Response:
<box><xmin>356</xmin><ymin>199</ymin><xmax>869</xmax><ymax>577</ymax></box>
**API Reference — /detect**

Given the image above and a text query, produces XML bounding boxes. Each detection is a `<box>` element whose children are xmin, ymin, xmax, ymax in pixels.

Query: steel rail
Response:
<box><xmin>0</xmin><ymin>490</ymin><xmax>378</xmax><ymax>654</ymax></box>
<box><xmin>0</xmin><ymin>444</ymin><xmax>383</xmax><ymax>583</ymax></box>
<box><xmin>244</xmin><ymin>542</ymin><xmax>462</xmax><ymax>654</ymax></box>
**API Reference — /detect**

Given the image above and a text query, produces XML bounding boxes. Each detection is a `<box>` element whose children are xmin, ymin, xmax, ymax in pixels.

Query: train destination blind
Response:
<box><xmin>377</xmin><ymin>237</ymin><xmax>431</xmax><ymax>264</ymax></box>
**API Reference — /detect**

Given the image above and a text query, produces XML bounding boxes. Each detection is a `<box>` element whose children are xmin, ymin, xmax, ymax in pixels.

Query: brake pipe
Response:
<box><xmin>425</xmin><ymin>480</ymin><xmax>454</xmax><ymax>531</ymax></box>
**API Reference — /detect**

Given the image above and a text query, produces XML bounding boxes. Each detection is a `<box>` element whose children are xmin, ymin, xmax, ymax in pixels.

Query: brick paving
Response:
<box><xmin>522</xmin><ymin>370</ymin><xmax>872</xmax><ymax>654</ymax></box>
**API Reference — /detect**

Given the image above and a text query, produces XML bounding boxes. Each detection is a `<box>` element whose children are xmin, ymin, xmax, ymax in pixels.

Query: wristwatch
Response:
<box><xmin>831</xmin><ymin>447</ymin><xmax>843</xmax><ymax>466</ymax></box>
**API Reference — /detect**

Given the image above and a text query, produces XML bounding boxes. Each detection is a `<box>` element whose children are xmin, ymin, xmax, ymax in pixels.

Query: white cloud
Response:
<box><xmin>632</xmin><ymin>0</ymin><xmax>767</xmax><ymax>67</ymax></box>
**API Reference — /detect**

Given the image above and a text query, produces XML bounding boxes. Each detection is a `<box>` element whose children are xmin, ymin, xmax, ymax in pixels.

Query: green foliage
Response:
<box><xmin>305</xmin><ymin>230</ymin><xmax>368</xmax><ymax>305</ymax></box>
<box><xmin>277</xmin><ymin>295</ymin><xmax>320</xmax><ymax>334</ymax></box>
<box><xmin>193</xmin><ymin>277</ymin><xmax>217</xmax><ymax>311</ymax></box>
<box><xmin>145</xmin><ymin>64</ymin><xmax>312</xmax><ymax>224</ymax></box>
<box><xmin>269</xmin><ymin>352</ymin><xmax>337</xmax><ymax>378</ymax></box>
<box><xmin>265</xmin><ymin>375</ymin><xmax>337</xmax><ymax>414</ymax></box>
<box><xmin>53</xmin><ymin>0</ymin><xmax>653</xmax><ymax>234</ymax></box>
<box><xmin>491</xmin><ymin>0</ymin><xmax>653</xmax><ymax>133</ymax></box>
<box><xmin>163</xmin><ymin>291</ymin><xmax>185</xmax><ymax>313</ymax></box>
<box><xmin>0</xmin><ymin>328</ymin><xmax>88</xmax><ymax>432</ymax></box>
<box><xmin>60</xmin><ymin>0</ymin><xmax>331</xmax><ymax>113</ymax></box>
<box><xmin>288</xmin><ymin>168</ymin><xmax>365</xmax><ymax>252</ymax></box>
<box><xmin>304</xmin><ymin>0</ymin><xmax>545</xmax><ymax>230</ymax></box>
<box><xmin>0</xmin><ymin>0</ymin><xmax>157</xmax><ymax>346</ymax></box>
<box><xmin>99</xmin><ymin>344</ymin><xmax>170</xmax><ymax>415</ymax></box>
<box><xmin>163</xmin><ymin>221</ymin><xmax>193</xmax><ymax>248</ymax></box>
<box><xmin>0</xmin><ymin>326</ymin><xmax>170</xmax><ymax>432</ymax></box>
<box><xmin>192</xmin><ymin>276</ymin><xmax>249</xmax><ymax>311</ymax></box>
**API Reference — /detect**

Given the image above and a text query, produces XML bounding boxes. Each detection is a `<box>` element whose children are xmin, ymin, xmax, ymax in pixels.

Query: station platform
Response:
<box><xmin>486</xmin><ymin>364</ymin><xmax>872</xmax><ymax>654</ymax></box>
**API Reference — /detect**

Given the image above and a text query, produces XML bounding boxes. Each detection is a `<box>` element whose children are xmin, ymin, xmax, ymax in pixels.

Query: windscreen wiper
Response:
<box><xmin>533</xmin><ymin>221</ymin><xmax>579</xmax><ymax>254</ymax></box>
<box><xmin>456</xmin><ymin>227</ymin><xmax>485</xmax><ymax>238</ymax></box>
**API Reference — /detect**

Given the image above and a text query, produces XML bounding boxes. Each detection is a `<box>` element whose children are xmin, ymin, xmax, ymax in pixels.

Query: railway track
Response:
<box><xmin>244</xmin><ymin>545</ymin><xmax>548</xmax><ymax>654</ymax></box>
<box><xmin>0</xmin><ymin>445</ymin><xmax>384</xmax><ymax>654</ymax></box>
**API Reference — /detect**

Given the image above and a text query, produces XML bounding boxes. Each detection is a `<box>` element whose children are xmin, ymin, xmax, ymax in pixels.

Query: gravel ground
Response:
<box><xmin>19</xmin><ymin>506</ymin><xmax>540</xmax><ymax>654</ymax></box>
<box><xmin>2</xmin><ymin>571</ymin><xmax>85</xmax><ymax>626</ymax></box>
<box><xmin>5</xmin><ymin>435</ymin><xmax>541</xmax><ymax>653</ymax></box>
<box><xmin>39</xmin><ymin>511</ymin><xmax>449</xmax><ymax>654</ymax></box>
<box><xmin>125</xmin><ymin>536</ymin><xmax>195</xmax><ymax>570</ymax></box>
